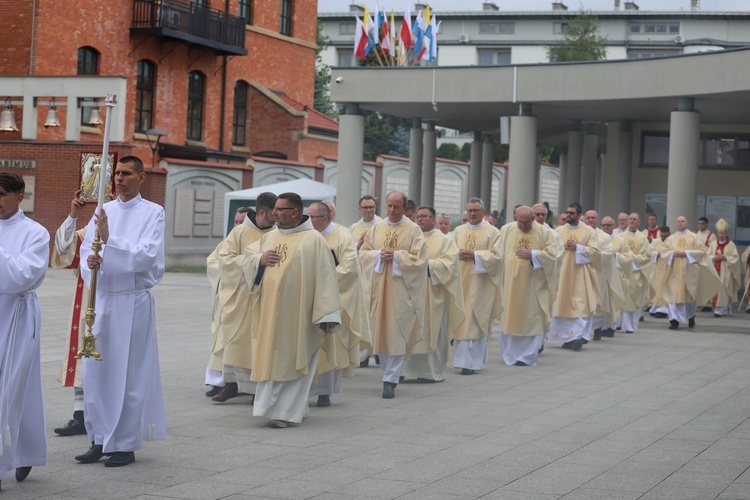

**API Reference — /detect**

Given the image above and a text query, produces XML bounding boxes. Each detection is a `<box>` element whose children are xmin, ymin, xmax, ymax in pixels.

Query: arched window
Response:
<box><xmin>77</xmin><ymin>47</ymin><xmax>99</xmax><ymax>75</ymax></box>
<box><xmin>187</xmin><ymin>71</ymin><xmax>205</xmax><ymax>141</ymax></box>
<box><xmin>136</xmin><ymin>60</ymin><xmax>156</xmax><ymax>133</ymax></box>
<box><xmin>232</xmin><ymin>81</ymin><xmax>248</xmax><ymax>147</ymax></box>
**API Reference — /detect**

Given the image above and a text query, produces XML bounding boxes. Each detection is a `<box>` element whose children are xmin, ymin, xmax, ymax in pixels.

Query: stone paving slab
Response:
<box><xmin>3</xmin><ymin>269</ymin><xmax>750</xmax><ymax>499</ymax></box>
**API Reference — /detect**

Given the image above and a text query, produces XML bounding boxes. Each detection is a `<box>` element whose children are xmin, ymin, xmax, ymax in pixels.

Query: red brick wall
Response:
<box><xmin>0</xmin><ymin>0</ymin><xmax>33</xmax><ymax>75</ymax></box>
<box><xmin>248</xmin><ymin>86</ymin><xmax>306</xmax><ymax>161</ymax></box>
<box><xmin>300</xmin><ymin>137</ymin><xmax>338</xmax><ymax>164</ymax></box>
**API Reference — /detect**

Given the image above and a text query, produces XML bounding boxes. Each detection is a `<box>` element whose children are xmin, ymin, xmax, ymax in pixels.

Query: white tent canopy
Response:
<box><xmin>223</xmin><ymin>178</ymin><xmax>336</xmax><ymax>235</ymax></box>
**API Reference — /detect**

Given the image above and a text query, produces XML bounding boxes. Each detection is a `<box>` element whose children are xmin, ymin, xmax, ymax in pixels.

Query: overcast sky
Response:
<box><xmin>318</xmin><ymin>0</ymin><xmax>748</xmax><ymax>12</ymax></box>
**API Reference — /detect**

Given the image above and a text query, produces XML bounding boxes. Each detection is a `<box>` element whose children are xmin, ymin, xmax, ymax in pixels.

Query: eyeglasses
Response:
<box><xmin>415</xmin><ymin>214</ymin><xmax>434</xmax><ymax>220</ymax></box>
<box><xmin>360</xmin><ymin>205</ymin><xmax>376</xmax><ymax>210</ymax></box>
<box><xmin>601</xmin><ymin>223</ymin><xmax>614</xmax><ymax>226</ymax></box>
<box><xmin>272</xmin><ymin>207</ymin><xmax>295</xmax><ymax>212</ymax></box>
<box><xmin>565</xmin><ymin>211</ymin><xmax>577</xmax><ymax>215</ymax></box>
<box><xmin>466</xmin><ymin>209</ymin><xmax>483</xmax><ymax>214</ymax></box>
<box><xmin>534</xmin><ymin>213</ymin><xmax>546</xmax><ymax>217</ymax></box>
<box><xmin>309</xmin><ymin>215</ymin><xmax>326</xmax><ymax>219</ymax></box>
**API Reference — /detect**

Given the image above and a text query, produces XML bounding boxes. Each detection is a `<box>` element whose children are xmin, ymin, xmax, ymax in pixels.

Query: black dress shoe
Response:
<box><xmin>625</xmin><ymin>331</ymin><xmax>634</xmax><ymax>334</ymax></box>
<box><xmin>593</xmin><ymin>329</ymin><xmax>601</xmax><ymax>341</ymax></box>
<box><xmin>382</xmin><ymin>382</ymin><xmax>396</xmax><ymax>399</ymax></box>
<box><xmin>416</xmin><ymin>378</ymin><xmax>439</xmax><ymax>383</ymax></box>
<box><xmin>569</xmin><ymin>339</ymin><xmax>583</xmax><ymax>351</ymax></box>
<box><xmin>75</xmin><ymin>443</ymin><xmax>105</xmax><ymax>463</ymax></box>
<box><xmin>460</xmin><ymin>368</ymin><xmax>476</xmax><ymax>375</ymax></box>
<box><xmin>316</xmin><ymin>395</ymin><xmax>331</xmax><ymax>407</ymax></box>
<box><xmin>655</xmin><ymin>312</ymin><xmax>668</xmax><ymax>319</ymax></box>
<box><xmin>104</xmin><ymin>451</ymin><xmax>135</xmax><ymax>467</ymax></box>
<box><xmin>714</xmin><ymin>313</ymin><xmax>721</xmax><ymax>317</ymax></box>
<box><xmin>669</xmin><ymin>320</ymin><xmax>679</xmax><ymax>330</ymax></box>
<box><xmin>15</xmin><ymin>466</ymin><xmax>31</xmax><ymax>482</ymax></box>
<box><xmin>359</xmin><ymin>357</ymin><xmax>369</xmax><ymax>368</ymax></box>
<box><xmin>513</xmin><ymin>361</ymin><xmax>528</xmax><ymax>366</ymax></box>
<box><xmin>211</xmin><ymin>382</ymin><xmax>238</xmax><ymax>402</ymax></box>
<box><xmin>688</xmin><ymin>316</ymin><xmax>695</xmax><ymax>328</ymax></box>
<box><xmin>538</xmin><ymin>343</ymin><xmax>544</xmax><ymax>354</ymax></box>
<box><xmin>701</xmin><ymin>306</ymin><xmax>712</xmax><ymax>312</ymax></box>
<box><xmin>205</xmin><ymin>385</ymin><xmax>222</xmax><ymax>397</ymax></box>
<box><xmin>54</xmin><ymin>418</ymin><xmax>87</xmax><ymax>436</ymax></box>
<box><xmin>601</xmin><ymin>329</ymin><xmax>615</xmax><ymax>337</ymax></box>
<box><xmin>374</xmin><ymin>355</ymin><xmax>381</xmax><ymax>365</ymax></box>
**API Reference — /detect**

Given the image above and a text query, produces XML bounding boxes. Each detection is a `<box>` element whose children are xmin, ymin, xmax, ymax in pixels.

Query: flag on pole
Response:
<box><xmin>354</xmin><ymin>15</ymin><xmax>371</xmax><ymax>59</ymax></box>
<box><xmin>363</xmin><ymin>6</ymin><xmax>377</xmax><ymax>48</ymax></box>
<box><xmin>400</xmin><ymin>2</ymin><xmax>413</xmax><ymax>51</ymax></box>
<box><xmin>380</xmin><ymin>9</ymin><xmax>392</xmax><ymax>54</ymax></box>
<box><xmin>430</xmin><ymin>19</ymin><xmax>441</xmax><ymax>62</ymax></box>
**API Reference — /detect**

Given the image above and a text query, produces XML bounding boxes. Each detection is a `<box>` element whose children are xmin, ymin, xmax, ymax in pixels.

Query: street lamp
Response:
<box><xmin>144</xmin><ymin>128</ymin><xmax>167</xmax><ymax>168</ymax></box>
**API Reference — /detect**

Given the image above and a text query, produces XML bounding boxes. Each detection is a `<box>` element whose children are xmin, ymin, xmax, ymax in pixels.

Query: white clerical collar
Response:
<box><xmin>468</xmin><ymin>219</ymin><xmax>485</xmax><ymax>230</ymax></box>
<box><xmin>278</xmin><ymin>216</ymin><xmax>313</xmax><ymax>235</ymax></box>
<box><xmin>718</xmin><ymin>238</ymin><xmax>728</xmax><ymax>244</ymax></box>
<box><xmin>359</xmin><ymin>215</ymin><xmax>378</xmax><ymax>227</ymax></box>
<box><xmin>386</xmin><ymin>215</ymin><xmax>406</xmax><ymax>226</ymax></box>
<box><xmin>321</xmin><ymin>222</ymin><xmax>336</xmax><ymax>235</ymax></box>
<box><xmin>117</xmin><ymin>194</ymin><xmax>142</xmax><ymax>209</ymax></box>
<box><xmin>422</xmin><ymin>228</ymin><xmax>436</xmax><ymax>237</ymax></box>
<box><xmin>628</xmin><ymin>229</ymin><xmax>639</xmax><ymax>235</ymax></box>
<box><xmin>0</xmin><ymin>209</ymin><xmax>24</xmax><ymax>226</ymax></box>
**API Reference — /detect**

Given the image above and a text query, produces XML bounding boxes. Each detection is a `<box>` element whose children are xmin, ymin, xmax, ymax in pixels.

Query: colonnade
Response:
<box><xmin>336</xmin><ymin>98</ymin><xmax>701</xmax><ymax>227</ymax></box>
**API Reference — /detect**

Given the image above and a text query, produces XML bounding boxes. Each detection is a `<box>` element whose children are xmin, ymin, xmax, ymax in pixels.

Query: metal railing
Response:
<box><xmin>132</xmin><ymin>0</ymin><xmax>246</xmax><ymax>54</ymax></box>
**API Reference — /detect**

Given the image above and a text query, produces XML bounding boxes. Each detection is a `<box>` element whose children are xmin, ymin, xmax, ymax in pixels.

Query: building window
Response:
<box><xmin>77</xmin><ymin>47</ymin><xmax>99</xmax><ymax>75</ymax></box>
<box><xmin>478</xmin><ymin>49</ymin><xmax>511</xmax><ymax>66</ymax></box>
<box><xmin>136</xmin><ymin>60</ymin><xmax>156</xmax><ymax>133</ymax></box>
<box><xmin>553</xmin><ymin>22</ymin><xmax>568</xmax><ymax>34</ymax></box>
<box><xmin>641</xmin><ymin>131</ymin><xmax>750</xmax><ymax>169</ymax></box>
<box><xmin>339</xmin><ymin>22</ymin><xmax>355</xmax><ymax>35</ymax></box>
<box><xmin>187</xmin><ymin>71</ymin><xmax>205</xmax><ymax>141</ymax></box>
<box><xmin>479</xmin><ymin>22</ymin><xmax>514</xmax><ymax>34</ymax></box>
<box><xmin>703</xmin><ymin>133</ymin><xmax>750</xmax><ymax>168</ymax></box>
<box><xmin>78</xmin><ymin>47</ymin><xmax>100</xmax><ymax>125</ymax></box>
<box><xmin>239</xmin><ymin>0</ymin><xmax>252</xmax><ymax>24</ymax></box>
<box><xmin>337</xmin><ymin>48</ymin><xmax>354</xmax><ymax>67</ymax></box>
<box><xmin>280</xmin><ymin>0</ymin><xmax>292</xmax><ymax>36</ymax></box>
<box><xmin>232</xmin><ymin>81</ymin><xmax>248</xmax><ymax>147</ymax></box>
<box><xmin>627</xmin><ymin>49</ymin><xmax>682</xmax><ymax>59</ymax></box>
<box><xmin>629</xmin><ymin>22</ymin><xmax>679</xmax><ymax>34</ymax></box>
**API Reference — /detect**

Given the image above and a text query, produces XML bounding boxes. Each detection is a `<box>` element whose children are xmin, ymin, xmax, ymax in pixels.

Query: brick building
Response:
<box><xmin>0</xmin><ymin>0</ymin><xmax>337</xmax><ymax>266</ymax></box>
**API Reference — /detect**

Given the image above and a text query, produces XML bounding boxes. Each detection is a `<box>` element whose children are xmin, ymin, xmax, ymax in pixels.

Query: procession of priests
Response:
<box><xmin>6</xmin><ymin>169</ymin><xmax>750</xmax><ymax>491</ymax></box>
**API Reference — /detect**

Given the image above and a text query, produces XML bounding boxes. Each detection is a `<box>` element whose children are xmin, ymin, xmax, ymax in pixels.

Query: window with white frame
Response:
<box><xmin>479</xmin><ymin>22</ymin><xmax>515</xmax><ymax>34</ymax></box>
<box><xmin>478</xmin><ymin>49</ymin><xmax>511</xmax><ymax>66</ymax></box>
<box><xmin>629</xmin><ymin>22</ymin><xmax>680</xmax><ymax>34</ymax></box>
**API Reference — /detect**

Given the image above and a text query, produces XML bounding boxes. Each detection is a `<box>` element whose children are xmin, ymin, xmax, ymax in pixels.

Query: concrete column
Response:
<box><xmin>601</xmin><ymin>122</ymin><xmax>620</xmax><ymax>217</ymax></box>
<box><xmin>557</xmin><ymin>149</ymin><xmax>567</xmax><ymax>217</ymax></box>
<box><xmin>595</xmin><ymin>154</ymin><xmax>604</xmax><ymax>215</ymax></box>
<box><xmin>616</xmin><ymin>120</ymin><xmax>633</xmax><ymax>215</ymax></box>
<box><xmin>506</xmin><ymin>113</ymin><xmax>538</xmax><ymax>213</ymax></box>
<box><xmin>336</xmin><ymin>104</ymin><xmax>365</xmax><ymax>227</ymax></box>
<box><xmin>580</xmin><ymin>123</ymin><xmax>598</xmax><ymax>211</ymax></box>
<box><xmin>408</xmin><ymin>118</ymin><xmax>423</xmax><ymax>204</ymax></box>
<box><xmin>666</xmin><ymin>99</ymin><xmax>700</xmax><ymax>228</ymax></box>
<box><xmin>420</xmin><ymin>121</ymin><xmax>436</xmax><ymax>207</ymax></box>
<box><xmin>21</xmin><ymin>95</ymin><xmax>37</xmax><ymax>140</ymax></box>
<box><xmin>469</xmin><ymin>131</ymin><xmax>482</xmax><ymax>199</ymax></box>
<box><xmin>480</xmin><ymin>135</ymin><xmax>494</xmax><ymax>212</ymax></box>
<box><xmin>565</xmin><ymin>122</ymin><xmax>583</xmax><ymax>206</ymax></box>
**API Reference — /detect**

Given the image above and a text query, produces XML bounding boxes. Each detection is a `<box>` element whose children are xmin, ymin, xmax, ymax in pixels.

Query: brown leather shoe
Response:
<box><xmin>211</xmin><ymin>382</ymin><xmax>238</xmax><ymax>402</ymax></box>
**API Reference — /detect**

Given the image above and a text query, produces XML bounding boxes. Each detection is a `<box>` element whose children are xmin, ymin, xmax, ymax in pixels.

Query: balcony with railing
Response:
<box><xmin>131</xmin><ymin>0</ymin><xmax>247</xmax><ymax>56</ymax></box>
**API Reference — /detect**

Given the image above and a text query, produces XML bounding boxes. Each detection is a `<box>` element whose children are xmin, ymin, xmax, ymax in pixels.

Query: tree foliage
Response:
<box><xmin>314</xmin><ymin>22</ymin><xmax>337</xmax><ymax>118</ymax></box>
<box><xmin>547</xmin><ymin>9</ymin><xmax>607</xmax><ymax>62</ymax></box>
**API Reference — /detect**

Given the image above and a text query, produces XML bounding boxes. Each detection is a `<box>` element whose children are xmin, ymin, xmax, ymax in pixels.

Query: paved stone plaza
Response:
<box><xmin>4</xmin><ymin>269</ymin><xmax>750</xmax><ymax>499</ymax></box>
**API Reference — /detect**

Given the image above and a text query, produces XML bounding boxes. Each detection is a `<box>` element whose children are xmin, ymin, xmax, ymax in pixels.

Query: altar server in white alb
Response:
<box><xmin>0</xmin><ymin>173</ymin><xmax>48</xmax><ymax>487</ymax></box>
<box><xmin>74</xmin><ymin>156</ymin><xmax>166</xmax><ymax>467</ymax></box>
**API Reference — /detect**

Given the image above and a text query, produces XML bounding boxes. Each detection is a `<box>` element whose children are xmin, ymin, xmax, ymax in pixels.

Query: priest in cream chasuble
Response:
<box><xmin>451</xmin><ymin>198</ymin><xmax>503</xmax><ymax>374</ymax></box>
<box><xmin>497</xmin><ymin>207</ymin><xmax>563</xmax><ymax>366</ymax></box>
<box><xmin>243</xmin><ymin>193</ymin><xmax>340</xmax><ymax>426</ymax></box>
